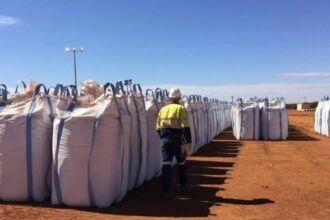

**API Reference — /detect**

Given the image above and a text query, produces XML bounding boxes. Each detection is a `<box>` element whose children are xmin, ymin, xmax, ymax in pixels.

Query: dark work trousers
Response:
<box><xmin>161</xmin><ymin>143</ymin><xmax>188</xmax><ymax>193</ymax></box>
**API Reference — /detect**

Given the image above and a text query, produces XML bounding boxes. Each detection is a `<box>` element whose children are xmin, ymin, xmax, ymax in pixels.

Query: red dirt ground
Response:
<box><xmin>1</xmin><ymin>110</ymin><xmax>330</xmax><ymax>219</ymax></box>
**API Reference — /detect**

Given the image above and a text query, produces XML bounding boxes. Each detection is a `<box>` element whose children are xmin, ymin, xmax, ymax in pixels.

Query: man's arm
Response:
<box><xmin>180</xmin><ymin>107</ymin><xmax>192</xmax><ymax>144</ymax></box>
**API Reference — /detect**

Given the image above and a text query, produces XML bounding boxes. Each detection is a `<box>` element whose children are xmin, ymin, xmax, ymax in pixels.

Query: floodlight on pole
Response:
<box><xmin>64</xmin><ymin>47</ymin><xmax>84</xmax><ymax>88</ymax></box>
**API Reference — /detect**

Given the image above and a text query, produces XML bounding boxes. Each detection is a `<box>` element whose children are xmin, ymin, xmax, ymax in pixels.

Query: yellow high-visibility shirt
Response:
<box><xmin>156</xmin><ymin>104</ymin><xmax>189</xmax><ymax>130</ymax></box>
<box><xmin>156</xmin><ymin>103</ymin><xmax>191</xmax><ymax>145</ymax></box>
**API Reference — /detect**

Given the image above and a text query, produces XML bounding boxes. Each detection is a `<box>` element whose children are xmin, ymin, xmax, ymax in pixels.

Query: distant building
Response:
<box><xmin>297</xmin><ymin>103</ymin><xmax>313</xmax><ymax>111</ymax></box>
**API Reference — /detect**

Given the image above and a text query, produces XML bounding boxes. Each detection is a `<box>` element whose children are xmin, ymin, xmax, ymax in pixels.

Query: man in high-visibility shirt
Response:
<box><xmin>156</xmin><ymin>88</ymin><xmax>192</xmax><ymax>199</ymax></box>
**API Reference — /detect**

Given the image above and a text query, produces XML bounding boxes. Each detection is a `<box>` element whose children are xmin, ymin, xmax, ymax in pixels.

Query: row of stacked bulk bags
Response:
<box><xmin>314</xmin><ymin>97</ymin><xmax>330</xmax><ymax>137</ymax></box>
<box><xmin>231</xmin><ymin>98</ymin><xmax>288</xmax><ymax>140</ymax></box>
<box><xmin>0</xmin><ymin>81</ymin><xmax>55</xmax><ymax>202</ymax></box>
<box><xmin>183</xmin><ymin>96</ymin><xmax>232</xmax><ymax>155</ymax></box>
<box><xmin>0</xmin><ymin>79</ymin><xmax>233</xmax><ymax>208</ymax></box>
<box><xmin>144</xmin><ymin>90</ymin><xmax>232</xmax><ymax>176</ymax></box>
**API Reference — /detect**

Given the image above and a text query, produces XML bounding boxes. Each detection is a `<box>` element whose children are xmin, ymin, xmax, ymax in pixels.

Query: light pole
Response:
<box><xmin>64</xmin><ymin>47</ymin><xmax>84</xmax><ymax>88</ymax></box>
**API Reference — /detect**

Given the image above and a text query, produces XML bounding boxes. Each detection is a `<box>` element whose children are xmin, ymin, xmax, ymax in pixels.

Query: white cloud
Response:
<box><xmin>143</xmin><ymin>83</ymin><xmax>330</xmax><ymax>103</ymax></box>
<box><xmin>279</xmin><ymin>72</ymin><xmax>330</xmax><ymax>77</ymax></box>
<box><xmin>0</xmin><ymin>15</ymin><xmax>19</xmax><ymax>26</ymax></box>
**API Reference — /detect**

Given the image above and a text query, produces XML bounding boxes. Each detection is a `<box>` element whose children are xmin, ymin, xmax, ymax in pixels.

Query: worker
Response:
<box><xmin>156</xmin><ymin>88</ymin><xmax>192</xmax><ymax>199</ymax></box>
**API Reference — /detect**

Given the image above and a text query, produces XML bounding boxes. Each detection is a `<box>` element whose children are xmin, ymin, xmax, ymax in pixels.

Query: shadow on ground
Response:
<box><xmin>286</xmin><ymin>125</ymin><xmax>319</xmax><ymax>141</ymax></box>
<box><xmin>103</xmin><ymin>129</ymin><xmax>273</xmax><ymax>217</ymax></box>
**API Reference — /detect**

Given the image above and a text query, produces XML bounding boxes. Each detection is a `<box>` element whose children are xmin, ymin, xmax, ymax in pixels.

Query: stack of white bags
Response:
<box><xmin>0</xmin><ymin>80</ymin><xmax>232</xmax><ymax>208</ymax></box>
<box><xmin>232</xmin><ymin>98</ymin><xmax>288</xmax><ymax>140</ymax></box>
<box><xmin>314</xmin><ymin>97</ymin><xmax>330</xmax><ymax>137</ymax></box>
<box><xmin>184</xmin><ymin>96</ymin><xmax>231</xmax><ymax>154</ymax></box>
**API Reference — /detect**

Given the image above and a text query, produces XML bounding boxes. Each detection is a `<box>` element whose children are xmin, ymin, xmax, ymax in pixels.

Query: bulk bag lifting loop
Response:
<box><xmin>188</xmin><ymin>95</ymin><xmax>196</xmax><ymax>102</ymax></box>
<box><xmin>0</xmin><ymin>84</ymin><xmax>8</xmax><ymax>112</ymax></box>
<box><xmin>0</xmin><ymin>84</ymin><xmax>8</xmax><ymax>101</ymax></box>
<box><xmin>145</xmin><ymin>89</ymin><xmax>160</xmax><ymax>111</ymax></box>
<box><xmin>52</xmin><ymin>84</ymin><xmax>64</xmax><ymax>96</ymax></box>
<box><xmin>155</xmin><ymin>88</ymin><xmax>164</xmax><ymax>108</ymax></box>
<box><xmin>162</xmin><ymin>89</ymin><xmax>169</xmax><ymax>98</ymax></box>
<box><xmin>52</xmin><ymin>84</ymin><xmax>76</xmax><ymax>99</ymax></box>
<box><xmin>116</xmin><ymin>81</ymin><xmax>127</xmax><ymax>95</ymax></box>
<box><xmin>115</xmin><ymin>81</ymin><xmax>130</xmax><ymax>114</ymax></box>
<box><xmin>15</xmin><ymin>81</ymin><xmax>27</xmax><ymax>94</ymax></box>
<box><xmin>132</xmin><ymin>83</ymin><xmax>146</xmax><ymax>109</ymax></box>
<box><xmin>155</xmin><ymin>88</ymin><xmax>163</xmax><ymax>101</ymax></box>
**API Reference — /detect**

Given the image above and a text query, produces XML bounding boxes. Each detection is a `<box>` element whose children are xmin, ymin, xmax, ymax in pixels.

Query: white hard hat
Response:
<box><xmin>168</xmin><ymin>88</ymin><xmax>182</xmax><ymax>99</ymax></box>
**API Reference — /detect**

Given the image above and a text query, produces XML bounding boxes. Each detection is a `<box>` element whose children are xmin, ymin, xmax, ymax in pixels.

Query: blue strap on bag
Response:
<box><xmin>131</xmin><ymin>83</ymin><xmax>145</xmax><ymax>186</ymax></box>
<box><xmin>53</xmin><ymin>85</ymin><xmax>77</xmax><ymax>205</ymax></box>
<box><xmin>25</xmin><ymin>84</ymin><xmax>54</xmax><ymax>201</ymax></box>
<box><xmin>86</xmin><ymin>83</ymin><xmax>118</xmax><ymax>206</ymax></box>
<box><xmin>104</xmin><ymin>83</ymin><xmax>128</xmax><ymax>202</ymax></box>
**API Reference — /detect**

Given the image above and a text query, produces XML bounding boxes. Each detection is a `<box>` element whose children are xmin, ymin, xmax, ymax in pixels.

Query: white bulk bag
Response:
<box><xmin>320</xmin><ymin>101</ymin><xmax>330</xmax><ymax>137</ymax></box>
<box><xmin>196</xmin><ymin>101</ymin><xmax>204</xmax><ymax>149</ymax></box>
<box><xmin>112</xmin><ymin>87</ymin><xmax>131</xmax><ymax>202</ymax></box>
<box><xmin>0</xmin><ymin>84</ymin><xmax>54</xmax><ymax>202</ymax></box>
<box><xmin>52</xmin><ymin>83</ymin><xmax>127</xmax><ymax>208</ymax></box>
<box><xmin>145</xmin><ymin>89</ymin><xmax>162</xmax><ymax>180</ymax></box>
<box><xmin>132</xmin><ymin>84</ymin><xmax>148</xmax><ymax>186</ymax></box>
<box><xmin>314</xmin><ymin>101</ymin><xmax>324</xmax><ymax>134</ymax></box>
<box><xmin>191</xmin><ymin>102</ymin><xmax>200</xmax><ymax>153</ymax></box>
<box><xmin>183</xmin><ymin>96</ymin><xmax>197</xmax><ymax>155</ymax></box>
<box><xmin>260</xmin><ymin>98</ymin><xmax>288</xmax><ymax>140</ymax></box>
<box><xmin>117</xmin><ymin>82</ymin><xmax>147</xmax><ymax>191</ymax></box>
<box><xmin>232</xmin><ymin>100</ymin><xmax>260</xmax><ymax>140</ymax></box>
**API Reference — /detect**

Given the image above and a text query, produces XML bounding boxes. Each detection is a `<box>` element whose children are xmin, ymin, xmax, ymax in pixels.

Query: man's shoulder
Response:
<box><xmin>161</xmin><ymin>103</ymin><xmax>184</xmax><ymax>110</ymax></box>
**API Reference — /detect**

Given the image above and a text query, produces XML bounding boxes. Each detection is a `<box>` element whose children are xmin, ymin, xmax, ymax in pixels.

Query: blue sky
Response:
<box><xmin>1</xmin><ymin>0</ymin><xmax>330</xmax><ymax>102</ymax></box>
